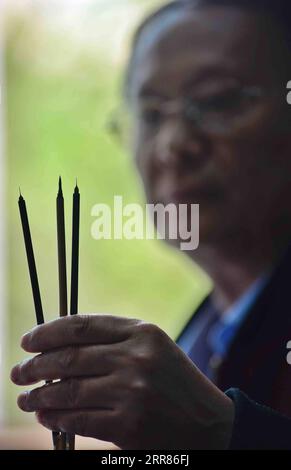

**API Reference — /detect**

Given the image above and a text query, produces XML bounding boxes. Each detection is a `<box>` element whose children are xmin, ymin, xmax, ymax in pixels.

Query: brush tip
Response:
<box><xmin>74</xmin><ymin>178</ymin><xmax>79</xmax><ymax>193</ymax></box>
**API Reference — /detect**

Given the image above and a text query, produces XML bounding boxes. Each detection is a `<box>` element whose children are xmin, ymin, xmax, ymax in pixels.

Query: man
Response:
<box><xmin>124</xmin><ymin>0</ymin><xmax>291</xmax><ymax>415</ymax></box>
<box><xmin>11</xmin><ymin>0</ymin><xmax>291</xmax><ymax>449</ymax></box>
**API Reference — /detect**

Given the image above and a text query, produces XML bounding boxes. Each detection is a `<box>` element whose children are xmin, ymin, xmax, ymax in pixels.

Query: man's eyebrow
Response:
<box><xmin>183</xmin><ymin>64</ymin><xmax>240</xmax><ymax>89</ymax></box>
<box><xmin>135</xmin><ymin>63</ymin><xmax>241</xmax><ymax>99</ymax></box>
<box><xmin>137</xmin><ymin>85</ymin><xmax>167</xmax><ymax>100</ymax></box>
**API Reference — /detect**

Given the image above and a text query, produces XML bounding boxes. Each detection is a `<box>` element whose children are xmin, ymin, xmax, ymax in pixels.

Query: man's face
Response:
<box><xmin>129</xmin><ymin>5</ymin><xmax>291</xmax><ymax>250</ymax></box>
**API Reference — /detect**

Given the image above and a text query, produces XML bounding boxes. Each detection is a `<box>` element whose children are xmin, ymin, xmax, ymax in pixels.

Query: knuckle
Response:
<box><xmin>71</xmin><ymin>315</ymin><xmax>91</xmax><ymax>340</ymax></box>
<box><xmin>120</xmin><ymin>343</ymin><xmax>157</xmax><ymax>377</ymax></box>
<box><xmin>127</xmin><ymin>318</ymin><xmax>143</xmax><ymax>332</ymax></box>
<box><xmin>42</xmin><ymin>386</ymin><xmax>57</xmax><ymax>409</ymax></box>
<box><xmin>135</xmin><ymin>322</ymin><xmax>164</xmax><ymax>341</ymax></box>
<box><xmin>58</xmin><ymin>346</ymin><xmax>77</xmax><ymax>375</ymax></box>
<box><xmin>65</xmin><ymin>378</ymin><xmax>80</xmax><ymax>408</ymax></box>
<box><xmin>120</xmin><ymin>372</ymin><xmax>150</xmax><ymax>408</ymax></box>
<box><xmin>129</xmin><ymin>348</ymin><xmax>155</xmax><ymax>372</ymax></box>
<box><xmin>22</xmin><ymin>355</ymin><xmax>39</xmax><ymax>381</ymax></box>
<box><xmin>41</xmin><ymin>385</ymin><xmax>57</xmax><ymax>409</ymax></box>
<box><xmin>129</xmin><ymin>377</ymin><xmax>149</xmax><ymax>398</ymax></box>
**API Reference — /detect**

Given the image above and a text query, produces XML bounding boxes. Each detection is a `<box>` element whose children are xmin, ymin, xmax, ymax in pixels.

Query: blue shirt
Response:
<box><xmin>178</xmin><ymin>275</ymin><xmax>269</xmax><ymax>363</ymax></box>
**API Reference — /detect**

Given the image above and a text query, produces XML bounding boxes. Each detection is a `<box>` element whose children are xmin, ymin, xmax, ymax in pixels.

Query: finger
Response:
<box><xmin>36</xmin><ymin>409</ymin><xmax>119</xmax><ymax>443</ymax></box>
<box><xmin>17</xmin><ymin>376</ymin><xmax>119</xmax><ymax>411</ymax></box>
<box><xmin>11</xmin><ymin>343</ymin><xmax>123</xmax><ymax>385</ymax></box>
<box><xmin>21</xmin><ymin>314</ymin><xmax>139</xmax><ymax>353</ymax></box>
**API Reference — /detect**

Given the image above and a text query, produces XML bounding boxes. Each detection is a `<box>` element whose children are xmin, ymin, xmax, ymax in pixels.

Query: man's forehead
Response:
<box><xmin>132</xmin><ymin>5</ymin><xmax>282</xmax><ymax>95</ymax></box>
<box><xmin>137</xmin><ymin>6</ymin><xmax>253</xmax><ymax>56</ymax></box>
<box><xmin>135</xmin><ymin>54</ymin><xmax>241</xmax><ymax>98</ymax></box>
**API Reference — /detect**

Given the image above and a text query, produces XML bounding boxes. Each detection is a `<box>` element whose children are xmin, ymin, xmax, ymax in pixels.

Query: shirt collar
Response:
<box><xmin>207</xmin><ymin>274</ymin><xmax>270</xmax><ymax>358</ymax></box>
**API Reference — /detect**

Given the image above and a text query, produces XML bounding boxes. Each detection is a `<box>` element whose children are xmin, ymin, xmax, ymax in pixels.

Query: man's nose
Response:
<box><xmin>155</xmin><ymin>117</ymin><xmax>209</xmax><ymax>168</ymax></box>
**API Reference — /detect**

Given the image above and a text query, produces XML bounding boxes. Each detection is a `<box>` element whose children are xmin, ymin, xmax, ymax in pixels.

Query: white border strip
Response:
<box><xmin>0</xmin><ymin>0</ymin><xmax>7</xmax><ymax>426</ymax></box>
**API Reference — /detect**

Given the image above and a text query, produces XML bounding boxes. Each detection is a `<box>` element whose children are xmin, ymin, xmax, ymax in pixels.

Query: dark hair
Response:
<box><xmin>124</xmin><ymin>0</ymin><xmax>291</xmax><ymax>98</ymax></box>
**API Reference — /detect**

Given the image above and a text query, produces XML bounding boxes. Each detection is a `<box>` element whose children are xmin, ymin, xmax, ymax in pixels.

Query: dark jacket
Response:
<box><xmin>178</xmin><ymin>245</ymin><xmax>291</xmax><ymax>416</ymax></box>
<box><xmin>226</xmin><ymin>389</ymin><xmax>291</xmax><ymax>449</ymax></box>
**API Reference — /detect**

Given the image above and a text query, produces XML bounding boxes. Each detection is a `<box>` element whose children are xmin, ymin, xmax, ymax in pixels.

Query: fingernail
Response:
<box><xmin>17</xmin><ymin>391</ymin><xmax>29</xmax><ymax>410</ymax></box>
<box><xmin>21</xmin><ymin>333</ymin><xmax>31</xmax><ymax>350</ymax></box>
<box><xmin>10</xmin><ymin>366</ymin><xmax>19</xmax><ymax>383</ymax></box>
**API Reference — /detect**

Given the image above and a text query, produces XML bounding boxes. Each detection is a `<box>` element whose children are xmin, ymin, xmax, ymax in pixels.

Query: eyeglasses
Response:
<box><xmin>107</xmin><ymin>86</ymin><xmax>274</xmax><ymax>144</ymax></box>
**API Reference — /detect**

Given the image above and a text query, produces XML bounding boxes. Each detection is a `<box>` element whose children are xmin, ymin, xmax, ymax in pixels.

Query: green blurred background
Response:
<box><xmin>4</xmin><ymin>0</ymin><xmax>210</xmax><ymax>425</ymax></box>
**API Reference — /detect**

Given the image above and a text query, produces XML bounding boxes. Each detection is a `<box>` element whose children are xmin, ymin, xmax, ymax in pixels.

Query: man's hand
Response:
<box><xmin>11</xmin><ymin>314</ymin><xmax>234</xmax><ymax>449</ymax></box>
